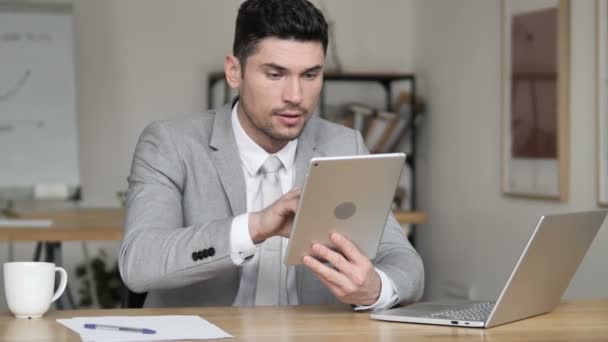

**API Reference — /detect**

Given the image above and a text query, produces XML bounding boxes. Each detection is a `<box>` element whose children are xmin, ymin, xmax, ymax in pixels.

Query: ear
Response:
<box><xmin>224</xmin><ymin>54</ymin><xmax>241</xmax><ymax>89</ymax></box>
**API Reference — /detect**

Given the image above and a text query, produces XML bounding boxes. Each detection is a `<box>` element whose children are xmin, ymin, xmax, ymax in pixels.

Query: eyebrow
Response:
<box><xmin>262</xmin><ymin>63</ymin><xmax>323</xmax><ymax>74</ymax></box>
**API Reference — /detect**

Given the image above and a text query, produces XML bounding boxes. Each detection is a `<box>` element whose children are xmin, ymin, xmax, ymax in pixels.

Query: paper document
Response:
<box><xmin>0</xmin><ymin>219</ymin><xmax>53</xmax><ymax>227</ymax></box>
<box><xmin>57</xmin><ymin>315</ymin><xmax>232</xmax><ymax>342</ymax></box>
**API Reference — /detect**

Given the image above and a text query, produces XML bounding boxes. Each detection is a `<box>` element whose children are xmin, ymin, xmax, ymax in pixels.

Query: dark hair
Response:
<box><xmin>233</xmin><ymin>0</ymin><xmax>328</xmax><ymax>70</ymax></box>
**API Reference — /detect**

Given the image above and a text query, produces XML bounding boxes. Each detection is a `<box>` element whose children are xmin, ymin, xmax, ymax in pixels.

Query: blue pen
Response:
<box><xmin>84</xmin><ymin>323</ymin><xmax>157</xmax><ymax>334</ymax></box>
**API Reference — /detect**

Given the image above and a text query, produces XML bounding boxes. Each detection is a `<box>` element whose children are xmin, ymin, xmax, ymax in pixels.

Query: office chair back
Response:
<box><xmin>121</xmin><ymin>285</ymin><xmax>148</xmax><ymax>308</ymax></box>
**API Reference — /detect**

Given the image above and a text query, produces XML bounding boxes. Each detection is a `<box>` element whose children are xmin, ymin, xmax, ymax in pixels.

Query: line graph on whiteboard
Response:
<box><xmin>0</xmin><ymin>68</ymin><xmax>31</xmax><ymax>103</ymax></box>
<box><xmin>0</xmin><ymin>68</ymin><xmax>44</xmax><ymax>133</ymax></box>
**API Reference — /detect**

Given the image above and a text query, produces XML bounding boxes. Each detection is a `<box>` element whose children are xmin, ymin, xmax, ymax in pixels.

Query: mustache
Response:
<box><xmin>272</xmin><ymin>105</ymin><xmax>308</xmax><ymax>115</ymax></box>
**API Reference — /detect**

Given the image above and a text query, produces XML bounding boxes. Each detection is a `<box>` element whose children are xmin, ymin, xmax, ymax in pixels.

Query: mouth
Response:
<box><xmin>275</xmin><ymin>112</ymin><xmax>304</xmax><ymax>126</ymax></box>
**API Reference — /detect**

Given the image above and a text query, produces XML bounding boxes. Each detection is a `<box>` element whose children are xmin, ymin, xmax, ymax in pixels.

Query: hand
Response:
<box><xmin>303</xmin><ymin>233</ymin><xmax>381</xmax><ymax>306</ymax></box>
<box><xmin>249</xmin><ymin>187</ymin><xmax>301</xmax><ymax>244</ymax></box>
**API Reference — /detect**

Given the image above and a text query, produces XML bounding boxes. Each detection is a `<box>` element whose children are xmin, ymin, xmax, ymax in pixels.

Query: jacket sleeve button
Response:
<box><xmin>208</xmin><ymin>247</ymin><xmax>216</xmax><ymax>257</ymax></box>
<box><xmin>192</xmin><ymin>252</ymin><xmax>199</xmax><ymax>261</ymax></box>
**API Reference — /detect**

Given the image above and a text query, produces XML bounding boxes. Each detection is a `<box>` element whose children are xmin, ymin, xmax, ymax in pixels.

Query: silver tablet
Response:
<box><xmin>284</xmin><ymin>153</ymin><xmax>406</xmax><ymax>265</ymax></box>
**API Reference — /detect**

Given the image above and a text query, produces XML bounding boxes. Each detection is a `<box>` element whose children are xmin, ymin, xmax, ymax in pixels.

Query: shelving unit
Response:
<box><xmin>207</xmin><ymin>71</ymin><xmax>425</xmax><ymax>244</ymax></box>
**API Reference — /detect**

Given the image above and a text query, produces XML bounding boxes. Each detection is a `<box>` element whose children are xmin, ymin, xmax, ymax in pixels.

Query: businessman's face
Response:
<box><xmin>225</xmin><ymin>37</ymin><xmax>324</xmax><ymax>153</ymax></box>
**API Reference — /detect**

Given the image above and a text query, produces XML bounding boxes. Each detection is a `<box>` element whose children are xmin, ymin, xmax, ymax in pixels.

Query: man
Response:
<box><xmin>119</xmin><ymin>0</ymin><xmax>423</xmax><ymax>310</ymax></box>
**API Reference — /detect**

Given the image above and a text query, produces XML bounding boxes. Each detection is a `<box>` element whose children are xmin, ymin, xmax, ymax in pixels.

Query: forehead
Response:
<box><xmin>246</xmin><ymin>37</ymin><xmax>325</xmax><ymax>71</ymax></box>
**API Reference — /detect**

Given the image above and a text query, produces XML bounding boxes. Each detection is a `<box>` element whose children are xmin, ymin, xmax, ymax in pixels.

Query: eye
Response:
<box><xmin>303</xmin><ymin>72</ymin><xmax>319</xmax><ymax>80</ymax></box>
<box><xmin>266</xmin><ymin>72</ymin><xmax>282</xmax><ymax>80</ymax></box>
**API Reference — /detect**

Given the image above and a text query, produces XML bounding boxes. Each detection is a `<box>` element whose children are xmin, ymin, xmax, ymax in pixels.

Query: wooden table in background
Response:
<box><xmin>0</xmin><ymin>207</ymin><xmax>124</xmax><ymax>242</ymax></box>
<box><xmin>1</xmin><ymin>300</ymin><xmax>607</xmax><ymax>341</ymax></box>
<box><xmin>0</xmin><ymin>208</ymin><xmax>425</xmax><ymax>242</ymax></box>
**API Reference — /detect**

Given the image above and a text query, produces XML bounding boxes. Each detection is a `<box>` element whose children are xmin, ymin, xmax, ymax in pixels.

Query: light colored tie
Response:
<box><xmin>254</xmin><ymin>155</ymin><xmax>284</xmax><ymax>305</ymax></box>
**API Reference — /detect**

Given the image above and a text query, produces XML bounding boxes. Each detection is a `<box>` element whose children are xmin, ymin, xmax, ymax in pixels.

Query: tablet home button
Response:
<box><xmin>334</xmin><ymin>202</ymin><xmax>356</xmax><ymax>220</ymax></box>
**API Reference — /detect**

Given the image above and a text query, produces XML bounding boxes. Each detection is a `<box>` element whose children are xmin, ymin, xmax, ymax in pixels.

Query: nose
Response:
<box><xmin>282</xmin><ymin>77</ymin><xmax>303</xmax><ymax>105</ymax></box>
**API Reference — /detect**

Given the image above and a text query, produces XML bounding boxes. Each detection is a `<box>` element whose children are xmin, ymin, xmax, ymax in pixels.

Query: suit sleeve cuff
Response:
<box><xmin>354</xmin><ymin>268</ymin><xmax>399</xmax><ymax>311</ymax></box>
<box><xmin>230</xmin><ymin>213</ymin><xmax>257</xmax><ymax>265</ymax></box>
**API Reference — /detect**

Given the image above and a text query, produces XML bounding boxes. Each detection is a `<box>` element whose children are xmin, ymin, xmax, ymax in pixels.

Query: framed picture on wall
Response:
<box><xmin>597</xmin><ymin>0</ymin><xmax>608</xmax><ymax>206</ymax></box>
<box><xmin>500</xmin><ymin>0</ymin><xmax>570</xmax><ymax>201</ymax></box>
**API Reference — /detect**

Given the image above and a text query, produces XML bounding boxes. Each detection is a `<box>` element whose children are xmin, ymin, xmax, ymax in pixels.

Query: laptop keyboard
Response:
<box><xmin>424</xmin><ymin>302</ymin><xmax>495</xmax><ymax>322</ymax></box>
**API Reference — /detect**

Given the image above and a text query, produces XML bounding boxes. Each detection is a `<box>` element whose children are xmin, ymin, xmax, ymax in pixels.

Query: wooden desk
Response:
<box><xmin>1</xmin><ymin>300</ymin><xmax>607</xmax><ymax>341</ymax></box>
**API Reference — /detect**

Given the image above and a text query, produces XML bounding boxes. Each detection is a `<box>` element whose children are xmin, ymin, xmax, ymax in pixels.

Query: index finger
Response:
<box><xmin>283</xmin><ymin>187</ymin><xmax>301</xmax><ymax>200</ymax></box>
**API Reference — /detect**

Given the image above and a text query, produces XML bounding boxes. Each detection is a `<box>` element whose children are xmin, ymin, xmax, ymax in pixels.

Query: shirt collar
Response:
<box><xmin>231</xmin><ymin>102</ymin><xmax>297</xmax><ymax>176</ymax></box>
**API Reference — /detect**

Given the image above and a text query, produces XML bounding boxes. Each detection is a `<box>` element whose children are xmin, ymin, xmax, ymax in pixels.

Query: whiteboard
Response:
<box><xmin>0</xmin><ymin>4</ymin><xmax>79</xmax><ymax>199</ymax></box>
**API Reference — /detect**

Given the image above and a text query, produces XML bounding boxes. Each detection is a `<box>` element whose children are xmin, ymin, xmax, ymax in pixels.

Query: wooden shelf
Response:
<box><xmin>207</xmin><ymin>71</ymin><xmax>416</xmax><ymax>85</ymax></box>
<box><xmin>393</xmin><ymin>211</ymin><xmax>427</xmax><ymax>225</ymax></box>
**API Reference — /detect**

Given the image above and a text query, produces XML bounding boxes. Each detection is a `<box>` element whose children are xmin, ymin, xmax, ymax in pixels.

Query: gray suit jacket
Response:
<box><xmin>119</xmin><ymin>103</ymin><xmax>424</xmax><ymax>307</ymax></box>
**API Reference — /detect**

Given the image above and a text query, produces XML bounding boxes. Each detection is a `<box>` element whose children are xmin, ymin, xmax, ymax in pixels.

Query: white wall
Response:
<box><xmin>74</xmin><ymin>0</ymin><xmax>242</xmax><ymax>206</ymax></box>
<box><xmin>413</xmin><ymin>0</ymin><xmax>608</xmax><ymax>300</ymax></box>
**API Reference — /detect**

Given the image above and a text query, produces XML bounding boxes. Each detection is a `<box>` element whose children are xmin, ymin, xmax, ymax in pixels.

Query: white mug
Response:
<box><xmin>3</xmin><ymin>262</ymin><xmax>68</xmax><ymax>318</ymax></box>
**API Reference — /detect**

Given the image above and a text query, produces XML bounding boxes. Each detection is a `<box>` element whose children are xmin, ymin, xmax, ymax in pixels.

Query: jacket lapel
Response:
<box><xmin>294</xmin><ymin>118</ymin><xmax>321</xmax><ymax>188</ymax></box>
<box><xmin>294</xmin><ymin>119</ymin><xmax>323</xmax><ymax>299</ymax></box>
<box><xmin>209</xmin><ymin>103</ymin><xmax>247</xmax><ymax>216</ymax></box>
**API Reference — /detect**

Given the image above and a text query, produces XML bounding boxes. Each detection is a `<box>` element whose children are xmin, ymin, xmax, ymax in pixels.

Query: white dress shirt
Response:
<box><xmin>228</xmin><ymin>103</ymin><xmax>398</xmax><ymax>310</ymax></box>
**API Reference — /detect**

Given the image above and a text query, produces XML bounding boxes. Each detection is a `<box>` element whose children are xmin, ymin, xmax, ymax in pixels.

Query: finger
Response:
<box><xmin>302</xmin><ymin>254</ymin><xmax>353</xmax><ymax>291</ymax></box>
<box><xmin>303</xmin><ymin>259</ymin><xmax>348</xmax><ymax>298</ymax></box>
<box><xmin>303</xmin><ymin>256</ymin><xmax>356</xmax><ymax>300</ymax></box>
<box><xmin>330</xmin><ymin>233</ymin><xmax>367</xmax><ymax>264</ymax></box>
<box><xmin>271</xmin><ymin>189</ymin><xmax>299</xmax><ymax>208</ymax></box>
<box><xmin>277</xmin><ymin>196</ymin><xmax>299</xmax><ymax>217</ymax></box>
<box><xmin>284</xmin><ymin>187</ymin><xmax>301</xmax><ymax>199</ymax></box>
<box><xmin>279</xmin><ymin>211</ymin><xmax>296</xmax><ymax>237</ymax></box>
<box><xmin>310</xmin><ymin>243</ymin><xmax>358</xmax><ymax>281</ymax></box>
<box><xmin>279</xmin><ymin>226</ymin><xmax>292</xmax><ymax>238</ymax></box>
<box><xmin>273</xmin><ymin>192</ymin><xmax>299</xmax><ymax>214</ymax></box>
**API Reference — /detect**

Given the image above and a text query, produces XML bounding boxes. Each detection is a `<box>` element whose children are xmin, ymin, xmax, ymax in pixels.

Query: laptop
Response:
<box><xmin>370</xmin><ymin>210</ymin><xmax>607</xmax><ymax>328</ymax></box>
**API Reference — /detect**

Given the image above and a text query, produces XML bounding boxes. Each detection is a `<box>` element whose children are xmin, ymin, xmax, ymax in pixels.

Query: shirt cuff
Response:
<box><xmin>229</xmin><ymin>213</ymin><xmax>257</xmax><ymax>265</ymax></box>
<box><xmin>354</xmin><ymin>268</ymin><xmax>399</xmax><ymax>312</ymax></box>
